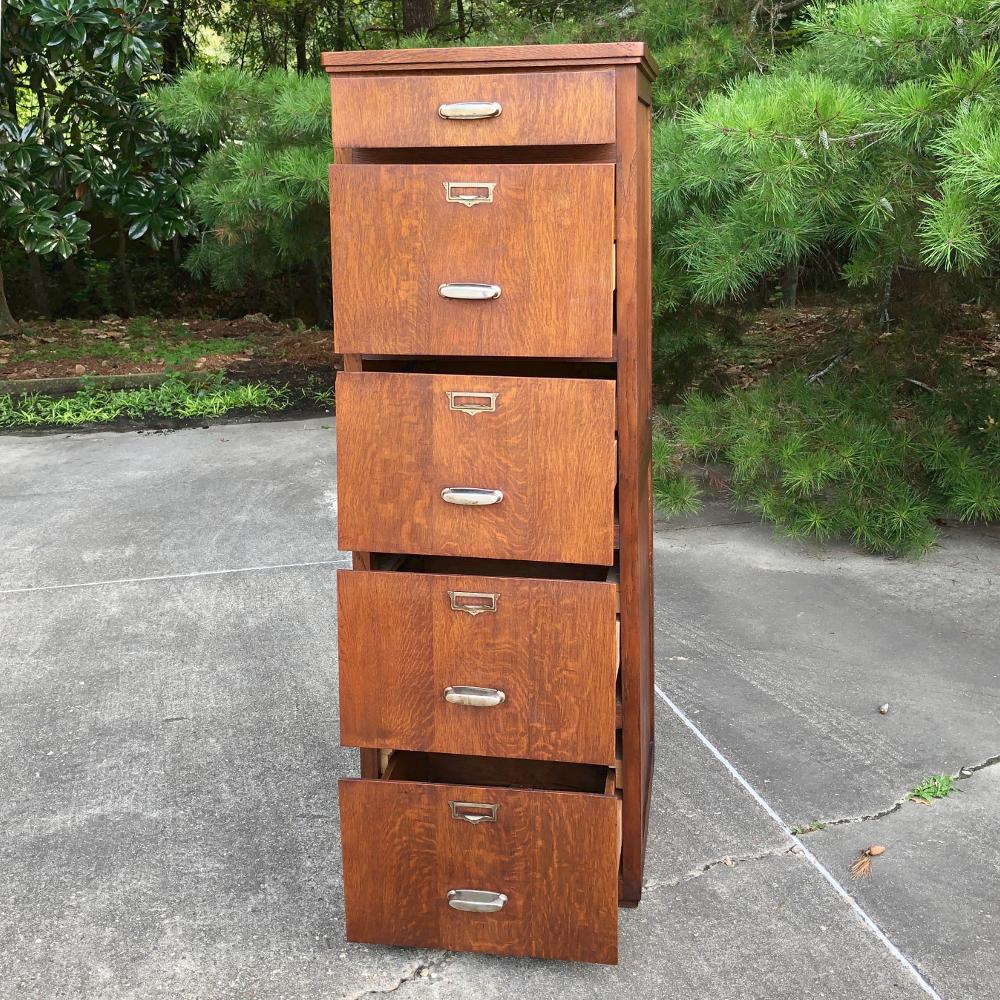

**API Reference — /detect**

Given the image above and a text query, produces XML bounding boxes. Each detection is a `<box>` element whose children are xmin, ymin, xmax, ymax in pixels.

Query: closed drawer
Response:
<box><xmin>340</xmin><ymin>753</ymin><xmax>620</xmax><ymax>964</ymax></box>
<box><xmin>338</xmin><ymin>565</ymin><xmax>618</xmax><ymax>764</ymax></box>
<box><xmin>329</xmin><ymin>69</ymin><xmax>615</xmax><ymax>148</ymax></box>
<box><xmin>330</xmin><ymin>163</ymin><xmax>614</xmax><ymax>358</ymax></box>
<box><xmin>336</xmin><ymin>372</ymin><xmax>616</xmax><ymax>564</ymax></box>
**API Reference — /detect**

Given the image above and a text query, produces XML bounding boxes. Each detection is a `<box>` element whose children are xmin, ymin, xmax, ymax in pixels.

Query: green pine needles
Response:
<box><xmin>654</xmin><ymin>371</ymin><xmax>1000</xmax><ymax>555</ymax></box>
<box><xmin>155</xmin><ymin>68</ymin><xmax>332</xmax><ymax>291</ymax></box>
<box><xmin>653</xmin><ymin>0</ymin><xmax>1000</xmax><ymax>309</ymax></box>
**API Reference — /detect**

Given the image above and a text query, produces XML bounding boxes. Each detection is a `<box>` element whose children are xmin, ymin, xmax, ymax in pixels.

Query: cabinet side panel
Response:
<box><xmin>614</xmin><ymin>66</ymin><xmax>654</xmax><ymax>905</ymax></box>
<box><xmin>330</xmin><ymin>131</ymin><xmax>380</xmax><ymax>781</ymax></box>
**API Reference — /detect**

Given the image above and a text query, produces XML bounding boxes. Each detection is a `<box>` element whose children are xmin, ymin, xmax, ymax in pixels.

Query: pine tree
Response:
<box><xmin>654</xmin><ymin>0</ymin><xmax>1000</xmax><ymax>313</ymax></box>
<box><xmin>156</xmin><ymin>68</ymin><xmax>332</xmax><ymax>314</ymax></box>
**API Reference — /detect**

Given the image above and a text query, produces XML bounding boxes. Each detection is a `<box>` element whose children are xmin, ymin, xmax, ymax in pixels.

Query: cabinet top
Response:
<box><xmin>321</xmin><ymin>42</ymin><xmax>657</xmax><ymax>80</ymax></box>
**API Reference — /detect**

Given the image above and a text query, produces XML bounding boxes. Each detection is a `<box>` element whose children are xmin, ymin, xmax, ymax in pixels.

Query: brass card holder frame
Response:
<box><xmin>446</xmin><ymin>390</ymin><xmax>498</xmax><ymax>415</ymax></box>
<box><xmin>448</xmin><ymin>591</ymin><xmax>498</xmax><ymax>615</ymax></box>
<box><xmin>450</xmin><ymin>801</ymin><xmax>500</xmax><ymax>824</ymax></box>
<box><xmin>444</xmin><ymin>181</ymin><xmax>496</xmax><ymax>207</ymax></box>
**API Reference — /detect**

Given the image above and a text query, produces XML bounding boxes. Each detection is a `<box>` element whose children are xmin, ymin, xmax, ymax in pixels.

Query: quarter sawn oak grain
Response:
<box><xmin>339</xmin><ymin>775</ymin><xmax>620</xmax><ymax>964</ymax></box>
<box><xmin>335</xmin><ymin>371</ymin><xmax>617</xmax><ymax>565</ymax></box>
<box><xmin>330</xmin><ymin>163</ymin><xmax>615</xmax><ymax>358</ymax></box>
<box><xmin>338</xmin><ymin>568</ymin><xmax>618</xmax><ymax>764</ymax></box>
<box><xmin>328</xmin><ymin>69</ymin><xmax>615</xmax><ymax>148</ymax></box>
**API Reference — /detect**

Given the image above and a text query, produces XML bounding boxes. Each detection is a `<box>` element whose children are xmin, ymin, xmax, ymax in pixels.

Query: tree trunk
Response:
<box><xmin>162</xmin><ymin>0</ymin><xmax>187</xmax><ymax>76</ymax></box>
<box><xmin>286</xmin><ymin>263</ymin><xmax>296</xmax><ymax>320</ymax></box>
<box><xmin>335</xmin><ymin>0</ymin><xmax>348</xmax><ymax>50</ymax></box>
<box><xmin>292</xmin><ymin>4</ymin><xmax>310</xmax><ymax>74</ymax></box>
<box><xmin>878</xmin><ymin>268</ymin><xmax>893</xmax><ymax>332</ymax></box>
<box><xmin>403</xmin><ymin>0</ymin><xmax>436</xmax><ymax>33</ymax></box>
<box><xmin>62</xmin><ymin>255</ymin><xmax>82</xmax><ymax>307</ymax></box>
<box><xmin>780</xmin><ymin>256</ymin><xmax>798</xmax><ymax>309</ymax></box>
<box><xmin>28</xmin><ymin>252</ymin><xmax>51</xmax><ymax>318</ymax></box>
<box><xmin>116</xmin><ymin>221</ymin><xmax>137</xmax><ymax>315</ymax></box>
<box><xmin>311</xmin><ymin>257</ymin><xmax>328</xmax><ymax>328</ymax></box>
<box><xmin>457</xmin><ymin>0</ymin><xmax>465</xmax><ymax>36</ymax></box>
<box><xmin>0</xmin><ymin>260</ymin><xmax>18</xmax><ymax>334</ymax></box>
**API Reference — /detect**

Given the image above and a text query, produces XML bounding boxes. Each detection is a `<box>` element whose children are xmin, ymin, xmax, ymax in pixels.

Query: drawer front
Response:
<box><xmin>338</xmin><ymin>570</ymin><xmax>618</xmax><ymax>764</ymax></box>
<box><xmin>329</xmin><ymin>69</ymin><xmax>615</xmax><ymax>148</ymax></box>
<box><xmin>336</xmin><ymin>372</ymin><xmax>616</xmax><ymax>564</ymax></box>
<box><xmin>339</xmin><ymin>778</ymin><xmax>619</xmax><ymax>963</ymax></box>
<box><xmin>330</xmin><ymin>163</ymin><xmax>614</xmax><ymax>358</ymax></box>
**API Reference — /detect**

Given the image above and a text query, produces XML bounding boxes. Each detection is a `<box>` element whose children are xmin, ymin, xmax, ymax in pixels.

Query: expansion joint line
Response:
<box><xmin>653</xmin><ymin>683</ymin><xmax>944</xmax><ymax>1000</ymax></box>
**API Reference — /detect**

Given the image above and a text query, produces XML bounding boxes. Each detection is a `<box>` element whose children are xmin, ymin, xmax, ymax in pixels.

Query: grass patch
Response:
<box><xmin>653</xmin><ymin>370</ymin><xmax>1000</xmax><ymax>557</ymax></box>
<box><xmin>910</xmin><ymin>774</ymin><xmax>959</xmax><ymax>804</ymax></box>
<box><xmin>10</xmin><ymin>333</ymin><xmax>253</xmax><ymax>368</ymax></box>
<box><xmin>790</xmin><ymin>821</ymin><xmax>828</xmax><ymax>835</ymax></box>
<box><xmin>0</xmin><ymin>373</ymin><xmax>330</xmax><ymax>428</ymax></box>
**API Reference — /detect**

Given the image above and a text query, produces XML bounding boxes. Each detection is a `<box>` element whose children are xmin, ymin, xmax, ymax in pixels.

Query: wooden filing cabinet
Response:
<box><xmin>323</xmin><ymin>42</ymin><xmax>658</xmax><ymax>965</ymax></box>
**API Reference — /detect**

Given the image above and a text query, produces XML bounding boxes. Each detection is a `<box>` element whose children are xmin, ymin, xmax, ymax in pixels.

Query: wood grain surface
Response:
<box><xmin>321</xmin><ymin>41</ymin><xmax>657</xmax><ymax>79</ymax></box>
<box><xmin>338</xmin><ymin>569</ymin><xmax>618</xmax><ymax>763</ymax></box>
<box><xmin>330</xmin><ymin>163</ymin><xmax>614</xmax><ymax>358</ymax></box>
<box><xmin>328</xmin><ymin>69</ymin><xmax>614</xmax><ymax>147</ymax></box>
<box><xmin>336</xmin><ymin>371</ymin><xmax>616</xmax><ymax>564</ymax></box>
<box><xmin>614</xmin><ymin>66</ymin><xmax>656</xmax><ymax>905</ymax></box>
<box><xmin>340</xmin><ymin>775</ymin><xmax>620</xmax><ymax>963</ymax></box>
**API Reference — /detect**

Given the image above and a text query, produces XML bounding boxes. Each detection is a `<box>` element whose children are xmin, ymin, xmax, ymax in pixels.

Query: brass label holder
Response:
<box><xmin>446</xmin><ymin>390</ymin><xmax>498</xmax><ymax>415</ymax></box>
<box><xmin>444</xmin><ymin>181</ymin><xmax>496</xmax><ymax>207</ymax></box>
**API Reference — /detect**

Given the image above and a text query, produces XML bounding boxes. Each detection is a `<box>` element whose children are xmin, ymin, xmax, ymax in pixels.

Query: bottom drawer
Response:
<box><xmin>340</xmin><ymin>752</ymin><xmax>621</xmax><ymax>964</ymax></box>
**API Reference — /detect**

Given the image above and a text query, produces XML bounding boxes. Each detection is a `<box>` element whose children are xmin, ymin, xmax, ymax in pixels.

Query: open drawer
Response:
<box><xmin>336</xmin><ymin>371</ymin><xmax>617</xmax><ymax>564</ymax></box>
<box><xmin>339</xmin><ymin>753</ymin><xmax>620</xmax><ymax>964</ymax></box>
<box><xmin>330</xmin><ymin>162</ymin><xmax>615</xmax><ymax>358</ymax></box>
<box><xmin>338</xmin><ymin>558</ymin><xmax>619</xmax><ymax>765</ymax></box>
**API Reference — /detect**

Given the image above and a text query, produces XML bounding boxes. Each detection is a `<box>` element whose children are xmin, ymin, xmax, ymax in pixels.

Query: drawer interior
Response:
<box><xmin>382</xmin><ymin>750</ymin><xmax>615</xmax><ymax>795</ymax></box>
<box><xmin>356</xmin><ymin>357</ymin><xmax>618</xmax><ymax>378</ymax></box>
<box><xmin>371</xmin><ymin>552</ymin><xmax>618</xmax><ymax>584</ymax></box>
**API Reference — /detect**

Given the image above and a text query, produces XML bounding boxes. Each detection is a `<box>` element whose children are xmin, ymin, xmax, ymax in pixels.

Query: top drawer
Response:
<box><xmin>329</xmin><ymin>69</ymin><xmax>615</xmax><ymax>148</ymax></box>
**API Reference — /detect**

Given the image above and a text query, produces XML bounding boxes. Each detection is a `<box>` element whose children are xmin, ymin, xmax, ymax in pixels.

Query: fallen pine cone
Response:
<box><xmin>850</xmin><ymin>844</ymin><xmax>887</xmax><ymax>880</ymax></box>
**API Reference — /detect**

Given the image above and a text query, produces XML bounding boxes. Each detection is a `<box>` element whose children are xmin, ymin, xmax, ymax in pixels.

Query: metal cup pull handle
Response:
<box><xmin>448</xmin><ymin>591</ymin><xmax>498</xmax><ymax>615</ymax></box>
<box><xmin>438</xmin><ymin>283</ymin><xmax>501</xmax><ymax>301</ymax></box>
<box><xmin>444</xmin><ymin>686</ymin><xmax>505</xmax><ymax>707</ymax></box>
<box><xmin>438</xmin><ymin>101</ymin><xmax>502</xmax><ymax>120</ymax></box>
<box><xmin>447</xmin><ymin>889</ymin><xmax>507</xmax><ymax>912</ymax></box>
<box><xmin>441</xmin><ymin>488</ymin><xmax>503</xmax><ymax>506</ymax></box>
<box><xmin>449</xmin><ymin>801</ymin><xmax>500</xmax><ymax>825</ymax></box>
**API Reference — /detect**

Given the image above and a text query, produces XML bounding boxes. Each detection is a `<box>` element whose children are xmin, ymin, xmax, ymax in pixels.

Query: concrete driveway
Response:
<box><xmin>2</xmin><ymin>418</ymin><xmax>997</xmax><ymax>1000</ymax></box>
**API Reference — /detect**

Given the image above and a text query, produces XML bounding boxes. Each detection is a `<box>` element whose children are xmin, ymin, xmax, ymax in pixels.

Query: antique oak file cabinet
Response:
<box><xmin>322</xmin><ymin>42</ymin><xmax>657</xmax><ymax>965</ymax></box>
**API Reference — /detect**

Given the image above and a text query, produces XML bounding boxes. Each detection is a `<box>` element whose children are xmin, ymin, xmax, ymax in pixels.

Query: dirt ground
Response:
<box><xmin>0</xmin><ymin>314</ymin><xmax>335</xmax><ymax>383</ymax></box>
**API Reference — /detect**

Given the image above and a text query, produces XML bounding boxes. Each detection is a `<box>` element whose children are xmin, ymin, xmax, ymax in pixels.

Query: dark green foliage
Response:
<box><xmin>0</xmin><ymin>373</ymin><xmax>323</xmax><ymax>427</ymax></box>
<box><xmin>652</xmin><ymin>0</ymin><xmax>1000</xmax><ymax>313</ymax></box>
<box><xmin>156</xmin><ymin>69</ymin><xmax>331</xmax><ymax>294</ymax></box>
<box><xmin>1</xmin><ymin>0</ymin><xmax>195</xmax><ymax>256</ymax></box>
<box><xmin>654</xmin><ymin>368</ymin><xmax>1000</xmax><ymax>555</ymax></box>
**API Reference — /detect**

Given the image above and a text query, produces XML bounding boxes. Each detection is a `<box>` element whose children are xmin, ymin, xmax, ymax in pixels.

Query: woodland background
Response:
<box><xmin>2</xmin><ymin>0</ymin><xmax>999</xmax><ymax>554</ymax></box>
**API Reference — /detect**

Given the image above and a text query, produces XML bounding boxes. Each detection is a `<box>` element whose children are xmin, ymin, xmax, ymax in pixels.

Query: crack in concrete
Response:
<box><xmin>655</xmin><ymin>517</ymin><xmax>761</xmax><ymax>533</ymax></box>
<box><xmin>642</xmin><ymin>843</ymin><xmax>798</xmax><ymax>892</ymax></box>
<box><xmin>342</xmin><ymin>953</ymin><xmax>452</xmax><ymax>1000</ymax></box>
<box><xmin>958</xmin><ymin>751</ymin><xmax>1000</xmax><ymax>778</ymax></box>
<box><xmin>797</xmin><ymin>752</ymin><xmax>1000</xmax><ymax>831</ymax></box>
